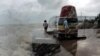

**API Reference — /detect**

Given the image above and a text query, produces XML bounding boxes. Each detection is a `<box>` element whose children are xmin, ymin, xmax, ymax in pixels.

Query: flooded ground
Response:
<box><xmin>0</xmin><ymin>24</ymin><xmax>100</xmax><ymax>56</ymax></box>
<box><xmin>77</xmin><ymin>29</ymin><xmax>100</xmax><ymax>56</ymax></box>
<box><xmin>31</xmin><ymin>24</ymin><xmax>100</xmax><ymax>56</ymax></box>
<box><xmin>0</xmin><ymin>24</ymin><xmax>34</xmax><ymax>56</ymax></box>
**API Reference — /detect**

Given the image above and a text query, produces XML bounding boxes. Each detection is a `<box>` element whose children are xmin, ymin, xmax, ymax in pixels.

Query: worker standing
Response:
<box><xmin>43</xmin><ymin>20</ymin><xmax>48</xmax><ymax>32</ymax></box>
<box><xmin>63</xmin><ymin>19</ymin><xmax>69</xmax><ymax>36</ymax></box>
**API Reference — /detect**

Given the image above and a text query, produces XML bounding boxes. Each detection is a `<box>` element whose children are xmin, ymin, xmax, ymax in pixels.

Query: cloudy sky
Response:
<box><xmin>0</xmin><ymin>0</ymin><xmax>100</xmax><ymax>24</ymax></box>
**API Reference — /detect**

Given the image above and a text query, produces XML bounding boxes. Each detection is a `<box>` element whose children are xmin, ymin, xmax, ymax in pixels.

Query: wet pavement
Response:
<box><xmin>77</xmin><ymin>29</ymin><xmax>100</xmax><ymax>56</ymax></box>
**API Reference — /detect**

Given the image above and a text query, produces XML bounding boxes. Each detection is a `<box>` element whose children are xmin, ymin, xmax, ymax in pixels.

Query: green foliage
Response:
<box><xmin>95</xmin><ymin>13</ymin><xmax>100</xmax><ymax>28</ymax></box>
<box><xmin>95</xmin><ymin>13</ymin><xmax>100</xmax><ymax>20</ymax></box>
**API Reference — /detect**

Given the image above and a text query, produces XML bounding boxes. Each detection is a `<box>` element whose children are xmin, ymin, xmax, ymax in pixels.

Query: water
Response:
<box><xmin>0</xmin><ymin>24</ymin><xmax>34</xmax><ymax>56</ymax></box>
<box><xmin>0</xmin><ymin>23</ymin><xmax>100</xmax><ymax>56</ymax></box>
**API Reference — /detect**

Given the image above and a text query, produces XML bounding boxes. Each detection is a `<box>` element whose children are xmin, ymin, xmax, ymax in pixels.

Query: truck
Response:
<box><xmin>58</xmin><ymin>5</ymin><xmax>78</xmax><ymax>40</ymax></box>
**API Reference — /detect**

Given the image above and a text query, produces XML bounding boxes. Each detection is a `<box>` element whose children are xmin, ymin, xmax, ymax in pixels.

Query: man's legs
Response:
<box><xmin>44</xmin><ymin>27</ymin><xmax>48</xmax><ymax>32</ymax></box>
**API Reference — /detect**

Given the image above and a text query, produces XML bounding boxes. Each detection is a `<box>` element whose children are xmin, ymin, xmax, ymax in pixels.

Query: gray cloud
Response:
<box><xmin>86</xmin><ymin>0</ymin><xmax>100</xmax><ymax>15</ymax></box>
<box><xmin>37</xmin><ymin>0</ymin><xmax>63</xmax><ymax>9</ymax></box>
<box><xmin>77</xmin><ymin>0</ymin><xmax>100</xmax><ymax>16</ymax></box>
<box><xmin>0</xmin><ymin>0</ymin><xmax>68</xmax><ymax>24</ymax></box>
<box><xmin>0</xmin><ymin>0</ymin><xmax>100</xmax><ymax>25</ymax></box>
<box><xmin>35</xmin><ymin>0</ymin><xmax>67</xmax><ymax>23</ymax></box>
<box><xmin>5</xmin><ymin>0</ymin><xmax>43</xmax><ymax>24</ymax></box>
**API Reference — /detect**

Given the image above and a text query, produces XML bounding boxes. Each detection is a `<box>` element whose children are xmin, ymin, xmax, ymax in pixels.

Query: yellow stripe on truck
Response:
<box><xmin>58</xmin><ymin>25</ymin><xmax>64</xmax><ymax>31</ymax></box>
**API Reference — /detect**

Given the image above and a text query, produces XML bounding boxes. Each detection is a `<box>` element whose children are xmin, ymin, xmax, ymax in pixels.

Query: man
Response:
<box><xmin>63</xmin><ymin>19</ymin><xmax>69</xmax><ymax>38</ymax></box>
<box><xmin>63</xmin><ymin>19</ymin><xmax>69</xmax><ymax>31</ymax></box>
<box><xmin>43</xmin><ymin>20</ymin><xmax>48</xmax><ymax>32</ymax></box>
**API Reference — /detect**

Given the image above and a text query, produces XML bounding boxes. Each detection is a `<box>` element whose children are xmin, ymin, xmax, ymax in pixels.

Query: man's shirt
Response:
<box><xmin>63</xmin><ymin>20</ymin><xmax>69</xmax><ymax>28</ymax></box>
<box><xmin>43</xmin><ymin>22</ymin><xmax>48</xmax><ymax>27</ymax></box>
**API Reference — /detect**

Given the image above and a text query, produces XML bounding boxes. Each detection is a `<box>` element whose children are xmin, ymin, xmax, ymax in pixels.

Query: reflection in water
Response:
<box><xmin>31</xmin><ymin>23</ymin><xmax>78</xmax><ymax>56</ymax></box>
<box><xmin>31</xmin><ymin>37</ymin><xmax>78</xmax><ymax>56</ymax></box>
<box><xmin>48</xmin><ymin>16</ymin><xmax>78</xmax><ymax>56</ymax></box>
<box><xmin>60</xmin><ymin>40</ymin><xmax>77</xmax><ymax>56</ymax></box>
<box><xmin>31</xmin><ymin>43</ymin><xmax>60</xmax><ymax>56</ymax></box>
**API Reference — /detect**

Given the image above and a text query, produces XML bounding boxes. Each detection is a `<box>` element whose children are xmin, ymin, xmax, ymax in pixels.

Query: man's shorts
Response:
<box><xmin>44</xmin><ymin>27</ymin><xmax>48</xmax><ymax>30</ymax></box>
